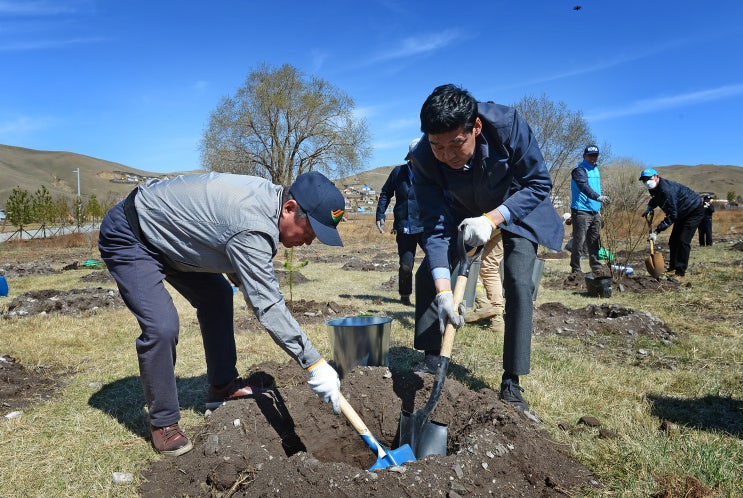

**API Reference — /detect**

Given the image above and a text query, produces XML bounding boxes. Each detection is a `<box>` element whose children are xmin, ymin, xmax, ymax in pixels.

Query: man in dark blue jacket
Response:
<box><xmin>409</xmin><ymin>84</ymin><xmax>563</xmax><ymax>412</ymax></box>
<box><xmin>640</xmin><ymin>168</ymin><xmax>704</xmax><ymax>278</ymax></box>
<box><xmin>376</xmin><ymin>139</ymin><xmax>425</xmax><ymax>305</ymax></box>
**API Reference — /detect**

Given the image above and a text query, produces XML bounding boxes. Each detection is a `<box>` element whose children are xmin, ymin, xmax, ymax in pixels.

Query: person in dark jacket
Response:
<box><xmin>640</xmin><ymin>168</ymin><xmax>704</xmax><ymax>278</ymax></box>
<box><xmin>376</xmin><ymin>139</ymin><xmax>425</xmax><ymax>305</ymax></box>
<box><xmin>409</xmin><ymin>84</ymin><xmax>563</xmax><ymax>413</ymax></box>
<box><xmin>697</xmin><ymin>194</ymin><xmax>715</xmax><ymax>246</ymax></box>
<box><xmin>569</xmin><ymin>145</ymin><xmax>610</xmax><ymax>275</ymax></box>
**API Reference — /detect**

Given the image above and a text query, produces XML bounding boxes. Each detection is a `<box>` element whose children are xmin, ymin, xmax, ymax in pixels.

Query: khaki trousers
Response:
<box><xmin>479</xmin><ymin>229</ymin><xmax>504</xmax><ymax>308</ymax></box>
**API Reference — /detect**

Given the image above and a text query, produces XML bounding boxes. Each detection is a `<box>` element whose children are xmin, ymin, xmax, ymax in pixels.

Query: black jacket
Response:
<box><xmin>375</xmin><ymin>163</ymin><xmax>423</xmax><ymax>235</ymax></box>
<box><xmin>645</xmin><ymin>178</ymin><xmax>702</xmax><ymax>232</ymax></box>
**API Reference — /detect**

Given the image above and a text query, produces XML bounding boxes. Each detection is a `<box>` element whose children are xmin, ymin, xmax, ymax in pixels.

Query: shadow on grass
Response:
<box><xmin>87</xmin><ymin>374</ymin><xmax>208</xmax><ymax>437</ymax></box>
<box><xmin>646</xmin><ymin>393</ymin><xmax>743</xmax><ymax>439</ymax></box>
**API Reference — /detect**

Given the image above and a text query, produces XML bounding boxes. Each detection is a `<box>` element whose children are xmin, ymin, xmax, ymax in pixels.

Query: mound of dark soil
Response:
<box><xmin>139</xmin><ymin>361</ymin><xmax>600</xmax><ymax>497</ymax></box>
<box><xmin>2</xmin><ymin>288</ymin><xmax>125</xmax><ymax>318</ymax></box>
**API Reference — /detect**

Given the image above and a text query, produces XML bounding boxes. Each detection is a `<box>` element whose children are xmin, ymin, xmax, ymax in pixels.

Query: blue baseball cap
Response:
<box><xmin>639</xmin><ymin>168</ymin><xmax>658</xmax><ymax>180</ymax></box>
<box><xmin>289</xmin><ymin>171</ymin><xmax>345</xmax><ymax>246</ymax></box>
<box><xmin>583</xmin><ymin>145</ymin><xmax>599</xmax><ymax>155</ymax></box>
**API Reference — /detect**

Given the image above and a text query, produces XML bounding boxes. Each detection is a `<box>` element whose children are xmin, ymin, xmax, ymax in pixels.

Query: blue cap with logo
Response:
<box><xmin>583</xmin><ymin>145</ymin><xmax>599</xmax><ymax>155</ymax></box>
<box><xmin>639</xmin><ymin>168</ymin><xmax>658</xmax><ymax>180</ymax></box>
<box><xmin>289</xmin><ymin>171</ymin><xmax>345</xmax><ymax>246</ymax></box>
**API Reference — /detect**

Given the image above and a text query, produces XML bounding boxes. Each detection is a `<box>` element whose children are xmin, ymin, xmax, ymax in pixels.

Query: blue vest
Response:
<box><xmin>571</xmin><ymin>161</ymin><xmax>601</xmax><ymax>212</ymax></box>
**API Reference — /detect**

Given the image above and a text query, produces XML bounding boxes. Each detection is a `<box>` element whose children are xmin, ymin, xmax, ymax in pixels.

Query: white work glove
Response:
<box><xmin>435</xmin><ymin>290</ymin><xmax>465</xmax><ymax>335</ymax></box>
<box><xmin>307</xmin><ymin>359</ymin><xmax>340</xmax><ymax>414</ymax></box>
<box><xmin>458</xmin><ymin>215</ymin><xmax>494</xmax><ymax>247</ymax></box>
<box><xmin>648</xmin><ymin>232</ymin><xmax>657</xmax><ymax>242</ymax></box>
<box><xmin>597</xmin><ymin>195</ymin><xmax>610</xmax><ymax>204</ymax></box>
<box><xmin>376</xmin><ymin>219</ymin><xmax>384</xmax><ymax>234</ymax></box>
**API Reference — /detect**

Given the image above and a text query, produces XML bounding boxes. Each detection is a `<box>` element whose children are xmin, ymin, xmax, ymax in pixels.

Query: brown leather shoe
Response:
<box><xmin>206</xmin><ymin>378</ymin><xmax>258</xmax><ymax>410</ymax></box>
<box><xmin>150</xmin><ymin>424</ymin><xmax>193</xmax><ymax>456</ymax></box>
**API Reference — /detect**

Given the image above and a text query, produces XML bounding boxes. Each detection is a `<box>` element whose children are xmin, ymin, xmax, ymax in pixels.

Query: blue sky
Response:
<box><xmin>1</xmin><ymin>0</ymin><xmax>742</xmax><ymax>174</ymax></box>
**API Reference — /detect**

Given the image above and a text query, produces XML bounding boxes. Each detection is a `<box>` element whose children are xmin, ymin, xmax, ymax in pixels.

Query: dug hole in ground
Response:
<box><xmin>138</xmin><ymin>360</ymin><xmax>599</xmax><ymax>497</ymax></box>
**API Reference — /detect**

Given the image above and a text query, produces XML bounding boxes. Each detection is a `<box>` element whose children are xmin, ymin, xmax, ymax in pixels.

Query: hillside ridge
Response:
<box><xmin>2</xmin><ymin>144</ymin><xmax>742</xmax><ymax>205</ymax></box>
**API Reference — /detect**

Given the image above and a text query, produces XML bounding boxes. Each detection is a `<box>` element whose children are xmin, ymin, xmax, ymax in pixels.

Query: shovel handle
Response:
<box><xmin>440</xmin><ymin>227</ymin><xmax>484</xmax><ymax>359</ymax></box>
<box><xmin>440</xmin><ymin>274</ymin><xmax>468</xmax><ymax>359</ymax></box>
<box><xmin>339</xmin><ymin>393</ymin><xmax>388</xmax><ymax>458</ymax></box>
<box><xmin>649</xmin><ymin>239</ymin><xmax>655</xmax><ymax>255</ymax></box>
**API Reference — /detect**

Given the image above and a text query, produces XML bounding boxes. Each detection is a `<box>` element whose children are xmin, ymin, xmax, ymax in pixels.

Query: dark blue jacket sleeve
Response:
<box><xmin>376</xmin><ymin>166</ymin><xmax>400</xmax><ymax>222</ymax></box>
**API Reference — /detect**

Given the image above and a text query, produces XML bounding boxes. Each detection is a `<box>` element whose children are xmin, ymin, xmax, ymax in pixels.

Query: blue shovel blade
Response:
<box><xmin>367</xmin><ymin>443</ymin><xmax>416</xmax><ymax>471</ymax></box>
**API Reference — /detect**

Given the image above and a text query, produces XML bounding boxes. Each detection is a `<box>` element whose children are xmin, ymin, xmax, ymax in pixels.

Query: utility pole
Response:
<box><xmin>74</xmin><ymin>168</ymin><xmax>81</xmax><ymax>229</ymax></box>
<box><xmin>74</xmin><ymin>168</ymin><xmax>80</xmax><ymax>198</ymax></box>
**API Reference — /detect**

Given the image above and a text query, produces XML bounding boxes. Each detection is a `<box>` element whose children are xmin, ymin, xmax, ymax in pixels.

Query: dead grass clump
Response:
<box><xmin>651</xmin><ymin>474</ymin><xmax>714</xmax><ymax>498</ymax></box>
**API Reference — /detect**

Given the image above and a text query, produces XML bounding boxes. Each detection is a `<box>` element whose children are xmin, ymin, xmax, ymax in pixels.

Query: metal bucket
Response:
<box><xmin>498</xmin><ymin>257</ymin><xmax>546</xmax><ymax>301</ymax></box>
<box><xmin>327</xmin><ymin>316</ymin><xmax>392</xmax><ymax>378</ymax></box>
<box><xmin>584</xmin><ymin>274</ymin><xmax>612</xmax><ymax>298</ymax></box>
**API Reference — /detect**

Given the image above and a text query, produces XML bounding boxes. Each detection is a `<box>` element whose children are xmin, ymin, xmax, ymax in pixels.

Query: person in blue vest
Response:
<box><xmin>408</xmin><ymin>84</ymin><xmax>563</xmax><ymax>413</ymax></box>
<box><xmin>375</xmin><ymin>139</ymin><xmax>425</xmax><ymax>306</ymax></box>
<box><xmin>569</xmin><ymin>145</ymin><xmax>610</xmax><ymax>275</ymax></box>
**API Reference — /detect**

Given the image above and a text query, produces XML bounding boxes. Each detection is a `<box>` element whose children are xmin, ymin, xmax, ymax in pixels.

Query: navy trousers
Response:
<box><xmin>414</xmin><ymin>231</ymin><xmax>536</xmax><ymax>376</ymax></box>
<box><xmin>98</xmin><ymin>201</ymin><xmax>237</xmax><ymax>427</ymax></box>
<box><xmin>396</xmin><ymin>231</ymin><xmax>423</xmax><ymax>297</ymax></box>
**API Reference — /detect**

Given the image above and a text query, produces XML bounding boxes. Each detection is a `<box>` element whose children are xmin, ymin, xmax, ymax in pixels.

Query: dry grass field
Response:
<box><xmin>1</xmin><ymin>209</ymin><xmax>742</xmax><ymax>497</ymax></box>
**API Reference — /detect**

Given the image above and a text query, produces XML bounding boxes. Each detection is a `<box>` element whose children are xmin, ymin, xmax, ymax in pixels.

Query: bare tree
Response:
<box><xmin>200</xmin><ymin>63</ymin><xmax>371</xmax><ymax>185</ymax></box>
<box><xmin>598</xmin><ymin>158</ymin><xmax>650</xmax><ymax>279</ymax></box>
<box><xmin>513</xmin><ymin>94</ymin><xmax>608</xmax><ymax>208</ymax></box>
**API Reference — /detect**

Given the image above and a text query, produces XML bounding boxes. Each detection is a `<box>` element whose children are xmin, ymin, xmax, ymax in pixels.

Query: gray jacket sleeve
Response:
<box><xmin>225</xmin><ymin>231</ymin><xmax>322</xmax><ymax>369</ymax></box>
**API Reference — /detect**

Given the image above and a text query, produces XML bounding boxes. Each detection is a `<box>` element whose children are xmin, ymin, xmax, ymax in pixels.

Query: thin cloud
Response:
<box><xmin>310</xmin><ymin>49</ymin><xmax>328</xmax><ymax>73</ymax></box>
<box><xmin>587</xmin><ymin>84</ymin><xmax>743</xmax><ymax>121</ymax></box>
<box><xmin>0</xmin><ymin>0</ymin><xmax>83</xmax><ymax>15</ymax></box>
<box><xmin>0</xmin><ymin>36</ymin><xmax>102</xmax><ymax>51</ymax></box>
<box><xmin>369</xmin><ymin>30</ymin><xmax>463</xmax><ymax>63</ymax></box>
<box><xmin>503</xmin><ymin>38</ymin><xmax>699</xmax><ymax>90</ymax></box>
<box><xmin>0</xmin><ymin>114</ymin><xmax>55</xmax><ymax>135</ymax></box>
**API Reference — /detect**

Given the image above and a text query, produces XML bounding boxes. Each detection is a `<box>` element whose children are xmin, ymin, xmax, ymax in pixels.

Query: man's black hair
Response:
<box><xmin>420</xmin><ymin>84</ymin><xmax>479</xmax><ymax>135</ymax></box>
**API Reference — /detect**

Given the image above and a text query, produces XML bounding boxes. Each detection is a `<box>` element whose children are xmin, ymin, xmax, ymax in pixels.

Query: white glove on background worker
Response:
<box><xmin>458</xmin><ymin>215</ymin><xmax>495</xmax><ymax>247</ymax></box>
<box><xmin>307</xmin><ymin>359</ymin><xmax>340</xmax><ymax>414</ymax></box>
<box><xmin>435</xmin><ymin>290</ymin><xmax>465</xmax><ymax>335</ymax></box>
<box><xmin>597</xmin><ymin>195</ymin><xmax>610</xmax><ymax>203</ymax></box>
<box><xmin>647</xmin><ymin>232</ymin><xmax>658</xmax><ymax>242</ymax></box>
<box><xmin>376</xmin><ymin>219</ymin><xmax>384</xmax><ymax>234</ymax></box>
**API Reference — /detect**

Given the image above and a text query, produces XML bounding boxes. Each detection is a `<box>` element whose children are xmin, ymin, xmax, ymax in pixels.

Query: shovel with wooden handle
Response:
<box><xmin>398</xmin><ymin>227</ymin><xmax>483</xmax><ymax>458</ymax></box>
<box><xmin>339</xmin><ymin>393</ymin><xmax>416</xmax><ymax>470</ymax></box>
<box><xmin>644</xmin><ymin>211</ymin><xmax>665</xmax><ymax>278</ymax></box>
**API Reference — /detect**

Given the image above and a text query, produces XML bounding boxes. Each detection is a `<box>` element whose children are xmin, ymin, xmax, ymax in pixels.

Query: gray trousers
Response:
<box><xmin>98</xmin><ymin>201</ymin><xmax>238</xmax><ymax>427</ymax></box>
<box><xmin>570</xmin><ymin>209</ymin><xmax>602</xmax><ymax>273</ymax></box>
<box><xmin>414</xmin><ymin>231</ymin><xmax>536</xmax><ymax>376</ymax></box>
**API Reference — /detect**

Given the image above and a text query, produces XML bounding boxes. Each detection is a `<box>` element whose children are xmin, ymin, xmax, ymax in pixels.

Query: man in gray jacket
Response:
<box><xmin>99</xmin><ymin>171</ymin><xmax>345</xmax><ymax>456</ymax></box>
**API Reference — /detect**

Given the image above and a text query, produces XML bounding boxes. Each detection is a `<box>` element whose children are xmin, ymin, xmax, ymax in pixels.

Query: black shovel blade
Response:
<box><xmin>399</xmin><ymin>411</ymin><xmax>447</xmax><ymax>458</ymax></box>
<box><xmin>398</xmin><ymin>357</ymin><xmax>450</xmax><ymax>458</ymax></box>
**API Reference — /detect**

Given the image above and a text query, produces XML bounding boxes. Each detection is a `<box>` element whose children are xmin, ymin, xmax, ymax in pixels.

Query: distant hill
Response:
<box><xmin>2</xmin><ymin>144</ymin><xmax>742</xmax><ymax>208</ymax></box>
<box><xmin>0</xmin><ymin>144</ymin><xmax>200</xmax><ymax>206</ymax></box>
<box><xmin>648</xmin><ymin>164</ymin><xmax>743</xmax><ymax>199</ymax></box>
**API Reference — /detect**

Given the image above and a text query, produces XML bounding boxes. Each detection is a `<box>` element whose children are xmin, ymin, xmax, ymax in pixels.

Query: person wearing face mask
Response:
<box><xmin>569</xmin><ymin>145</ymin><xmax>610</xmax><ymax>276</ymax></box>
<box><xmin>408</xmin><ymin>84</ymin><xmax>563</xmax><ymax>413</ymax></box>
<box><xmin>639</xmin><ymin>168</ymin><xmax>704</xmax><ymax>279</ymax></box>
